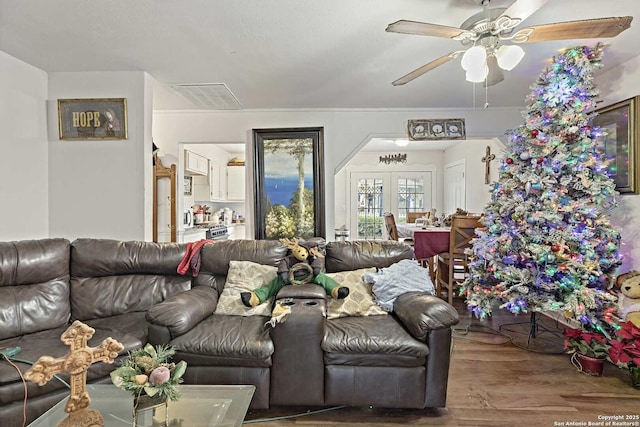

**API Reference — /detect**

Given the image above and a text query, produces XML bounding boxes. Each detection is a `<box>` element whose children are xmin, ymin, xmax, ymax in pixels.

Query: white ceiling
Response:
<box><xmin>2</xmin><ymin>0</ymin><xmax>639</xmax><ymax>111</ymax></box>
<box><xmin>2</xmin><ymin>0</ymin><xmax>639</xmax><ymax>151</ymax></box>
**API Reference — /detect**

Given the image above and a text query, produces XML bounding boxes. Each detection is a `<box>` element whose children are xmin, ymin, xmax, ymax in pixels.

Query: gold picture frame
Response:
<box><xmin>592</xmin><ymin>96</ymin><xmax>640</xmax><ymax>194</ymax></box>
<box><xmin>58</xmin><ymin>98</ymin><xmax>128</xmax><ymax>140</ymax></box>
<box><xmin>407</xmin><ymin>118</ymin><xmax>466</xmax><ymax>141</ymax></box>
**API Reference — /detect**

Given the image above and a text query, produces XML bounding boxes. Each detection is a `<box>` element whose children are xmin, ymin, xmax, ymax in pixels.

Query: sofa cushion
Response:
<box><xmin>325</xmin><ymin>268</ymin><xmax>386</xmax><ymax>319</ymax></box>
<box><xmin>71</xmin><ymin>275</ymin><xmax>192</xmax><ymax>321</ymax></box>
<box><xmin>84</xmin><ymin>312</ymin><xmax>149</xmax><ymax>345</ymax></box>
<box><xmin>169</xmin><ymin>314</ymin><xmax>274</xmax><ymax>367</ymax></box>
<box><xmin>70</xmin><ymin>239</ymin><xmax>192</xmax><ymax>320</ymax></box>
<box><xmin>196</xmin><ymin>240</ymin><xmax>288</xmax><ymax>294</ymax></box>
<box><xmin>0</xmin><ymin>323</ymin><xmax>142</xmax><ymax>406</ymax></box>
<box><xmin>70</xmin><ymin>239</ymin><xmax>187</xmax><ymax>277</ymax></box>
<box><xmin>214</xmin><ymin>261</ymin><xmax>277</xmax><ymax>317</ymax></box>
<box><xmin>322</xmin><ymin>315</ymin><xmax>429</xmax><ymax>367</ymax></box>
<box><xmin>325</xmin><ymin>241</ymin><xmax>414</xmax><ymax>273</ymax></box>
<box><xmin>0</xmin><ymin>238</ymin><xmax>71</xmax><ymax>340</ymax></box>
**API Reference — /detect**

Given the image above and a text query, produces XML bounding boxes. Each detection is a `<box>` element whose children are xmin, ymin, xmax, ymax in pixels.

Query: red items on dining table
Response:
<box><xmin>412</xmin><ymin>228</ymin><xmax>450</xmax><ymax>259</ymax></box>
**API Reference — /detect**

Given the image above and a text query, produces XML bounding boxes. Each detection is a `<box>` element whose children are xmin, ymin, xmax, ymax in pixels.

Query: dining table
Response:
<box><xmin>396</xmin><ymin>222</ymin><xmax>451</xmax><ymax>281</ymax></box>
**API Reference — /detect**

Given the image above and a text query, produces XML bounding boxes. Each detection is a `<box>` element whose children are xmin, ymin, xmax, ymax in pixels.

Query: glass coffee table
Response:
<box><xmin>29</xmin><ymin>384</ymin><xmax>255</xmax><ymax>427</ymax></box>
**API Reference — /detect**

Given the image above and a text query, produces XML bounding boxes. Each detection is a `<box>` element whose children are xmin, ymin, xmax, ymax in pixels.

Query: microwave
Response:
<box><xmin>184</xmin><ymin>208</ymin><xmax>194</xmax><ymax>229</ymax></box>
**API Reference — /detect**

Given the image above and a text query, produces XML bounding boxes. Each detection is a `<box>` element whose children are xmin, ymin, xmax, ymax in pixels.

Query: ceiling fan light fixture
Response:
<box><xmin>387</xmin><ymin>1</ymin><xmax>632</xmax><ymax>87</ymax></box>
<box><xmin>461</xmin><ymin>45</ymin><xmax>487</xmax><ymax>71</ymax></box>
<box><xmin>466</xmin><ymin>63</ymin><xmax>489</xmax><ymax>83</ymax></box>
<box><xmin>395</xmin><ymin>139</ymin><xmax>410</xmax><ymax>147</ymax></box>
<box><xmin>496</xmin><ymin>45</ymin><xmax>525</xmax><ymax>71</ymax></box>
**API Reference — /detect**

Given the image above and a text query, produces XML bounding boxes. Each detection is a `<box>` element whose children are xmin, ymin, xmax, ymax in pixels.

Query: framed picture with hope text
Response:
<box><xmin>58</xmin><ymin>98</ymin><xmax>128</xmax><ymax>140</ymax></box>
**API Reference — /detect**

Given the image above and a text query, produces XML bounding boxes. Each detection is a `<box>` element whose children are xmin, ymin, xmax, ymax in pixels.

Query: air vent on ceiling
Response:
<box><xmin>169</xmin><ymin>83</ymin><xmax>242</xmax><ymax>110</ymax></box>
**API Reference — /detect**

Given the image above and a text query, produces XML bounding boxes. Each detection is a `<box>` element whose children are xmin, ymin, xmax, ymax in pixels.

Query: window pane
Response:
<box><xmin>397</xmin><ymin>176</ymin><xmax>424</xmax><ymax>221</ymax></box>
<box><xmin>356</xmin><ymin>178</ymin><xmax>384</xmax><ymax>239</ymax></box>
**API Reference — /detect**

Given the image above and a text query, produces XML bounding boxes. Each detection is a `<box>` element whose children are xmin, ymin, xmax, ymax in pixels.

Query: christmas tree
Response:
<box><xmin>462</xmin><ymin>43</ymin><xmax>623</xmax><ymax>335</ymax></box>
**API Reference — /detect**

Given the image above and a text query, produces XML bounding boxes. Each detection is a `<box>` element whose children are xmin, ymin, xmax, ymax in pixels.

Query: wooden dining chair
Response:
<box><xmin>406</xmin><ymin>211</ymin><xmax>429</xmax><ymax>224</ymax></box>
<box><xmin>383</xmin><ymin>212</ymin><xmax>413</xmax><ymax>246</ymax></box>
<box><xmin>436</xmin><ymin>213</ymin><xmax>482</xmax><ymax>305</ymax></box>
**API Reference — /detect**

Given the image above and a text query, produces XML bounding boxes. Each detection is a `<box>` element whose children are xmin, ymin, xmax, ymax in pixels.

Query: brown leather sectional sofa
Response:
<box><xmin>0</xmin><ymin>238</ymin><xmax>459</xmax><ymax>425</ymax></box>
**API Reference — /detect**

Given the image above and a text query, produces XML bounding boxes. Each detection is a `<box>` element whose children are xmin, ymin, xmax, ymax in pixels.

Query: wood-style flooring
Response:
<box><xmin>243</xmin><ymin>297</ymin><xmax>640</xmax><ymax>426</ymax></box>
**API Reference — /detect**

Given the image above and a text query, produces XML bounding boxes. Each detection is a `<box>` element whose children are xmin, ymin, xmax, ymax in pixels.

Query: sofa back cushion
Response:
<box><xmin>195</xmin><ymin>240</ymin><xmax>288</xmax><ymax>294</ymax></box>
<box><xmin>70</xmin><ymin>239</ymin><xmax>193</xmax><ymax>320</ymax></box>
<box><xmin>0</xmin><ymin>238</ymin><xmax>71</xmax><ymax>340</ymax></box>
<box><xmin>324</xmin><ymin>241</ymin><xmax>414</xmax><ymax>273</ymax></box>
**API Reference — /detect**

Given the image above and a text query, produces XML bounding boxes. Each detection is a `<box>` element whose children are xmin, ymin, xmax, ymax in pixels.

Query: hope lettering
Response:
<box><xmin>72</xmin><ymin>111</ymin><xmax>101</xmax><ymax>128</ymax></box>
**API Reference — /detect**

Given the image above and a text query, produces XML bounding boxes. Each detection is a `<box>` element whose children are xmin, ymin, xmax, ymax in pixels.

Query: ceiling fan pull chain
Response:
<box><xmin>485</xmin><ymin>80</ymin><xmax>489</xmax><ymax>109</ymax></box>
<box><xmin>472</xmin><ymin>82</ymin><xmax>477</xmax><ymax>109</ymax></box>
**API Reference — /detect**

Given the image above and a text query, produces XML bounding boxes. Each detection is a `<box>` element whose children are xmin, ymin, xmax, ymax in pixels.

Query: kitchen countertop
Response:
<box><xmin>184</xmin><ymin>228</ymin><xmax>207</xmax><ymax>234</ymax></box>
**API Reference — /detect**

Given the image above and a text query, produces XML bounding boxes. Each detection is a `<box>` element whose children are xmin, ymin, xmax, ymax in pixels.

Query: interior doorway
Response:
<box><xmin>444</xmin><ymin>159</ymin><xmax>466</xmax><ymax>215</ymax></box>
<box><xmin>348</xmin><ymin>168</ymin><xmax>435</xmax><ymax>240</ymax></box>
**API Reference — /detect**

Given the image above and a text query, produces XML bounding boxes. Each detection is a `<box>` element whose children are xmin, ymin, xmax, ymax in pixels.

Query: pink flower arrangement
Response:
<box><xmin>110</xmin><ymin>344</ymin><xmax>186</xmax><ymax>401</ymax></box>
<box><xmin>608</xmin><ymin>321</ymin><xmax>640</xmax><ymax>368</ymax></box>
<box><xmin>149</xmin><ymin>366</ymin><xmax>171</xmax><ymax>384</ymax></box>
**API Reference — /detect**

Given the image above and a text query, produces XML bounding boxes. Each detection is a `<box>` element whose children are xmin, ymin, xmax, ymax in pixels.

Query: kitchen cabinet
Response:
<box><xmin>226</xmin><ymin>166</ymin><xmax>245</xmax><ymax>201</ymax></box>
<box><xmin>215</xmin><ymin>163</ymin><xmax>227</xmax><ymax>201</ymax></box>
<box><xmin>184</xmin><ymin>150</ymin><xmax>208</xmax><ymax>176</ymax></box>
<box><xmin>193</xmin><ymin>162</ymin><xmax>244</xmax><ymax>202</ymax></box>
<box><xmin>193</xmin><ymin>161</ymin><xmax>227</xmax><ymax>202</ymax></box>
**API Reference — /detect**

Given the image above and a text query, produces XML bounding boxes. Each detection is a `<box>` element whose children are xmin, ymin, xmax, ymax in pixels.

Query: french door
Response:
<box><xmin>350</xmin><ymin>171</ymin><xmax>434</xmax><ymax>240</ymax></box>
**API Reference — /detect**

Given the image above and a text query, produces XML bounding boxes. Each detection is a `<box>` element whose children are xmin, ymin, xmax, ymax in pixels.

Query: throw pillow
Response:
<box><xmin>215</xmin><ymin>260</ymin><xmax>277</xmax><ymax>316</ymax></box>
<box><xmin>325</xmin><ymin>267</ymin><xmax>387</xmax><ymax>320</ymax></box>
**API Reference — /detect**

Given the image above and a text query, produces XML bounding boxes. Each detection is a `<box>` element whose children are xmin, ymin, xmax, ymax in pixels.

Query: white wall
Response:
<box><xmin>597</xmin><ymin>57</ymin><xmax>640</xmax><ymax>272</ymax></box>
<box><xmin>0</xmin><ymin>51</ymin><xmax>49</xmax><ymax>240</ymax></box>
<box><xmin>443</xmin><ymin>138</ymin><xmax>505</xmax><ymax>214</ymax></box>
<box><xmin>153</xmin><ymin>107</ymin><xmax>523</xmax><ymax>238</ymax></box>
<box><xmin>47</xmin><ymin>71</ymin><xmax>153</xmax><ymax>241</ymax></box>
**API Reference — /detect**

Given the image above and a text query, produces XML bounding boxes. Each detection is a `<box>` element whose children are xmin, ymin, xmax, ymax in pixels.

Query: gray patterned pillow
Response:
<box><xmin>215</xmin><ymin>260</ymin><xmax>277</xmax><ymax>316</ymax></box>
<box><xmin>325</xmin><ymin>267</ymin><xmax>387</xmax><ymax>320</ymax></box>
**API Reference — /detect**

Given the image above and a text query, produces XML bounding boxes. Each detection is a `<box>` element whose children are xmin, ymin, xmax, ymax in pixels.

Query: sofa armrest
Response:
<box><xmin>393</xmin><ymin>292</ymin><xmax>459</xmax><ymax>340</ymax></box>
<box><xmin>146</xmin><ymin>286</ymin><xmax>218</xmax><ymax>340</ymax></box>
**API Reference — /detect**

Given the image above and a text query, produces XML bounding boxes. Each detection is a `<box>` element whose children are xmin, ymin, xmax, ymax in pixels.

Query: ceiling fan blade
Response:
<box><xmin>386</xmin><ymin>20</ymin><xmax>474</xmax><ymax>40</ymax></box>
<box><xmin>510</xmin><ymin>16</ymin><xmax>633</xmax><ymax>43</ymax></box>
<box><xmin>484</xmin><ymin>56</ymin><xmax>504</xmax><ymax>87</ymax></box>
<box><xmin>496</xmin><ymin>0</ymin><xmax>548</xmax><ymax>29</ymax></box>
<box><xmin>392</xmin><ymin>51</ymin><xmax>463</xmax><ymax>86</ymax></box>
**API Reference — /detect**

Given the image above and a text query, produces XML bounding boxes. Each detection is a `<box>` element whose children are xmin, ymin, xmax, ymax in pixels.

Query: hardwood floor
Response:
<box><xmin>244</xmin><ymin>297</ymin><xmax>640</xmax><ymax>426</ymax></box>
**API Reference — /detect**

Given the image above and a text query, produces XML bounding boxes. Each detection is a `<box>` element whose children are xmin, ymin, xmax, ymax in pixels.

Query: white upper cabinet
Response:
<box><xmin>191</xmin><ymin>157</ymin><xmax>245</xmax><ymax>202</ymax></box>
<box><xmin>212</xmin><ymin>162</ymin><xmax>226</xmax><ymax>201</ymax></box>
<box><xmin>226</xmin><ymin>166</ymin><xmax>245</xmax><ymax>201</ymax></box>
<box><xmin>184</xmin><ymin>150</ymin><xmax>208</xmax><ymax>175</ymax></box>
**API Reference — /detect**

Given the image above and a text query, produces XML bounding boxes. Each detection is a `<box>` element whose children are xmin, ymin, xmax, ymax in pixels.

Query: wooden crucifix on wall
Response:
<box><xmin>481</xmin><ymin>146</ymin><xmax>496</xmax><ymax>185</ymax></box>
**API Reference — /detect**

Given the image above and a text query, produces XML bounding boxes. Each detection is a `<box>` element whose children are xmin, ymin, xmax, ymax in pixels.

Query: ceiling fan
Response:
<box><xmin>387</xmin><ymin>0</ymin><xmax>632</xmax><ymax>87</ymax></box>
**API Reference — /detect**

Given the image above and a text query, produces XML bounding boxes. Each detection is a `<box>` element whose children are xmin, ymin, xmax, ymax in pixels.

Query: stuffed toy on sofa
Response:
<box><xmin>240</xmin><ymin>237</ymin><xmax>349</xmax><ymax>307</ymax></box>
<box><xmin>615</xmin><ymin>270</ymin><xmax>640</xmax><ymax>328</ymax></box>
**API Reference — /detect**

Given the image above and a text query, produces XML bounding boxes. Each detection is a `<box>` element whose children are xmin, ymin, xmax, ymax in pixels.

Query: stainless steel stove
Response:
<box><xmin>205</xmin><ymin>225</ymin><xmax>229</xmax><ymax>240</ymax></box>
